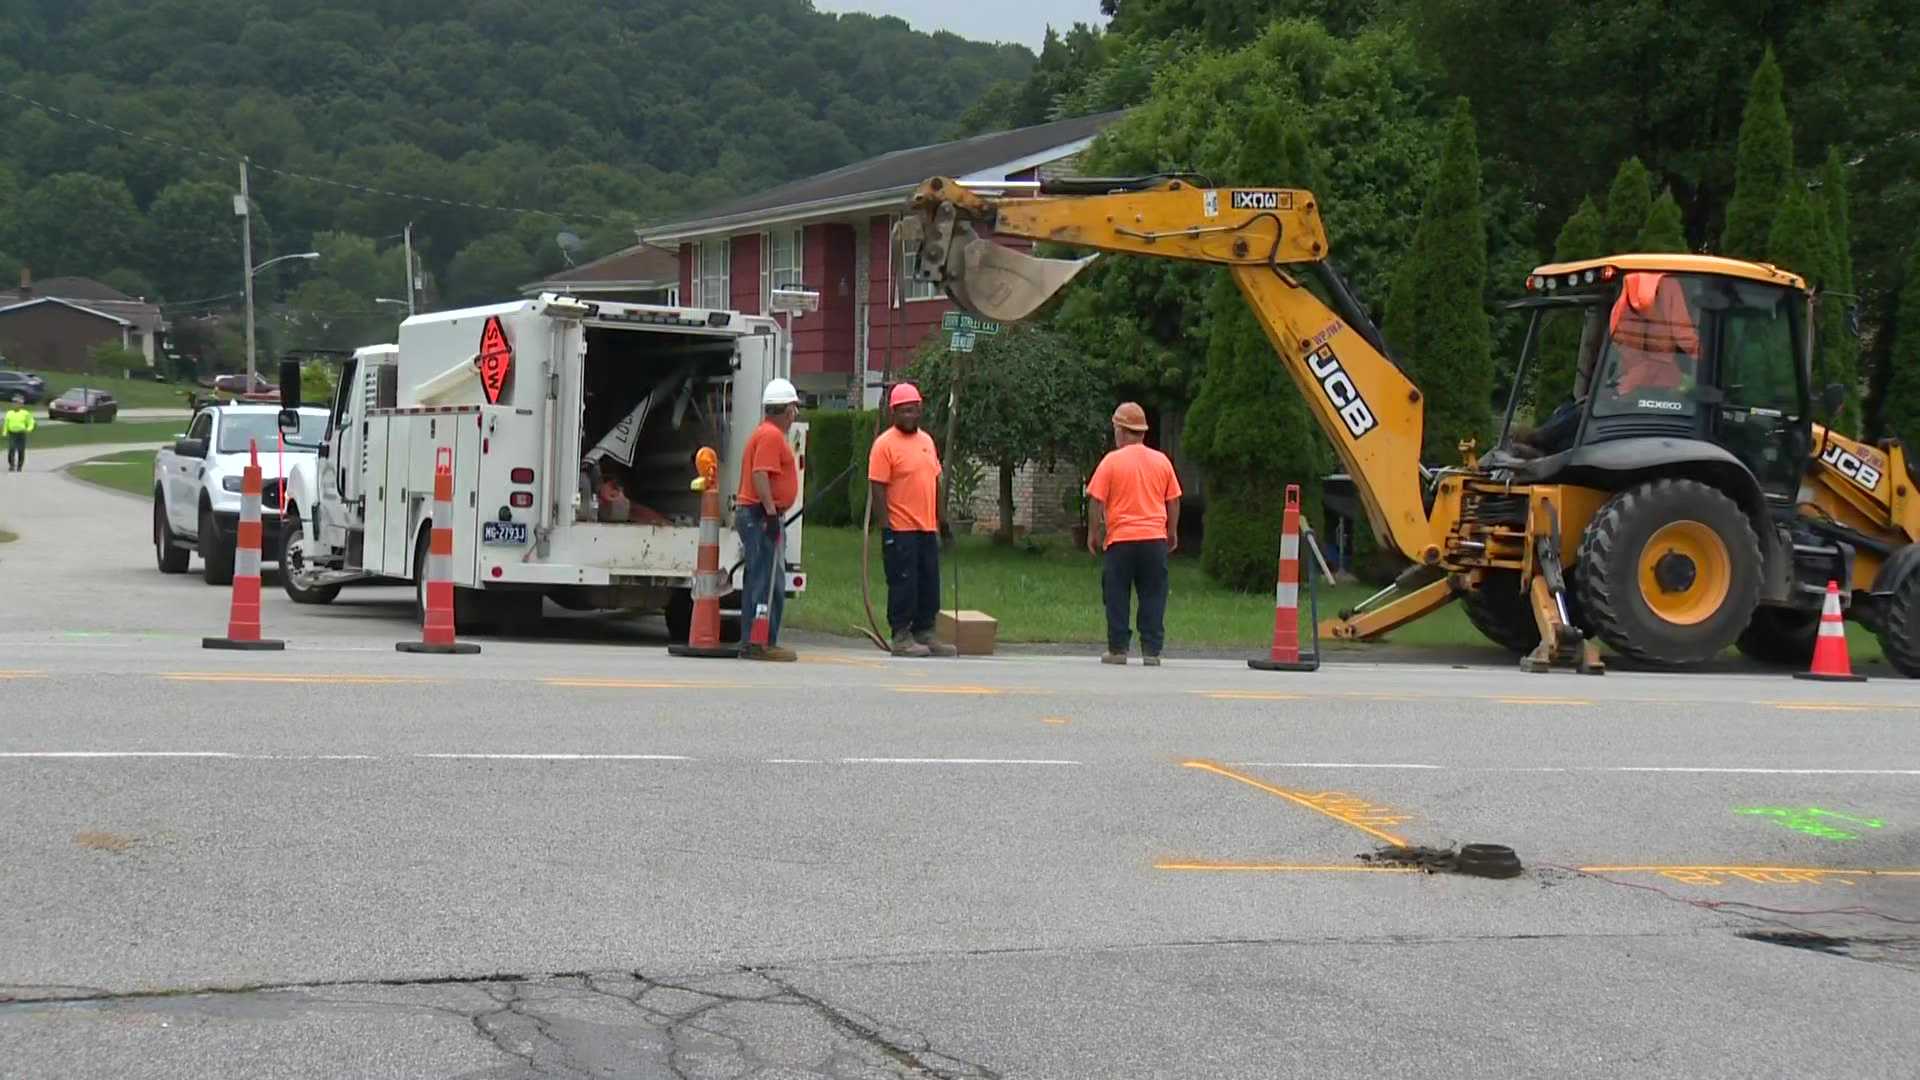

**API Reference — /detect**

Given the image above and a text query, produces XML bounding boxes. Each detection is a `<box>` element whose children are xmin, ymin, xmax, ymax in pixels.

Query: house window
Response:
<box><xmin>696</xmin><ymin>240</ymin><xmax>729</xmax><ymax>309</ymax></box>
<box><xmin>763</xmin><ymin>228</ymin><xmax>804</xmax><ymax>310</ymax></box>
<box><xmin>895</xmin><ymin>219</ymin><xmax>941</xmax><ymax>302</ymax></box>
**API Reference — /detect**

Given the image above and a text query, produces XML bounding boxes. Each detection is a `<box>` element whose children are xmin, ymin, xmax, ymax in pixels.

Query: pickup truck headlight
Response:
<box><xmin>222</xmin><ymin>475</ymin><xmax>245</xmax><ymax>492</ymax></box>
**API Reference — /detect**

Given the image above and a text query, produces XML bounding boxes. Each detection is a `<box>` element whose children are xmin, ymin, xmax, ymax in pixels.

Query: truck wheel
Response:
<box><xmin>412</xmin><ymin>528</ymin><xmax>431</xmax><ymax>627</ymax></box>
<box><xmin>154</xmin><ymin>490</ymin><xmax>189</xmax><ymax>574</ymax></box>
<box><xmin>1876</xmin><ymin>567</ymin><xmax>1920</xmax><ymax>678</ymax></box>
<box><xmin>279</xmin><ymin>506</ymin><xmax>340</xmax><ymax>605</ymax></box>
<box><xmin>200</xmin><ymin>504</ymin><xmax>235</xmax><ymax>586</ymax></box>
<box><xmin>1735</xmin><ymin>607</ymin><xmax>1820</xmax><ymax>668</ymax></box>
<box><xmin>1461</xmin><ymin>571</ymin><xmax>1539</xmax><ymax>656</ymax></box>
<box><xmin>1575</xmin><ymin>478</ymin><xmax>1761</xmax><ymax>667</ymax></box>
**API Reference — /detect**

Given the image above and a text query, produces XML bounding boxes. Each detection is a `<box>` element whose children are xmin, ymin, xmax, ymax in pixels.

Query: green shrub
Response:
<box><xmin>847</xmin><ymin>409</ymin><xmax>879</xmax><ymax>523</ymax></box>
<box><xmin>1198</xmin><ymin>480</ymin><xmax>1284</xmax><ymax>594</ymax></box>
<box><xmin>800</xmin><ymin>408</ymin><xmax>854</xmax><ymax>526</ymax></box>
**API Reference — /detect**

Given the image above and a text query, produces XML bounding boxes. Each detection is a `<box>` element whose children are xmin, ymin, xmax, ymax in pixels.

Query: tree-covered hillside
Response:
<box><xmin>0</xmin><ymin>0</ymin><xmax>1031</xmax><ymax>358</ymax></box>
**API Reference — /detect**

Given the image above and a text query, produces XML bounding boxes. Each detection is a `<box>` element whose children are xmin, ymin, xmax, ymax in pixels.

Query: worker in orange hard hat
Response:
<box><xmin>1086</xmin><ymin>402</ymin><xmax>1181</xmax><ymax>666</ymax></box>
<box><xmin>869</xmin><ymin>381</ymin><xmax>955</xmax><ymax>657</ymax></box>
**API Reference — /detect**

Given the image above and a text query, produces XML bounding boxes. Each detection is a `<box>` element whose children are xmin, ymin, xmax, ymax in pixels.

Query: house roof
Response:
<box><xmin>22</xmin><ymin>277</ymin><xmax>135</xmax><ymax>302</ymax></box>
<box><xmin>0</xmin><ymin>285</ymin><xmax>164</xmax><ymax>334</ymax></box>
<box><xmin>643</xmin><ymin>111</ymin><xmax>1127</xmax><ymax>243</ymax></box>
<box><xmin>0</xmin><ymin>295</ymin><xmax>133</xmax><ymax>327</ymax></box>
<box><xmin>522</xmin><ymin>243</ymin><xmax>679</xmax><ymax>296</ymax></box>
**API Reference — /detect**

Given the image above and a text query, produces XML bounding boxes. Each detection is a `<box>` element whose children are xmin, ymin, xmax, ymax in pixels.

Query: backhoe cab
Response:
<box><xmin>903</xmin><ymin>174</ymin><xmax>1920</xmax><ymax>675</ymax></box>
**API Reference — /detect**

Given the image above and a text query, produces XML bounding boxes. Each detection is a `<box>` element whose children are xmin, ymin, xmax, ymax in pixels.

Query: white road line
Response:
<box><xmin>414</xmin><ymin>753</ymin><xmax>695</xmax><ymax>761</ymax></box>
<box><xmin>839</xmin><ymin>757</ymin><xmax>1081</xmax><ymax>765</ymax></box>
<box><xmin>764</xmin><ymin>758</ymin><xmax>822</xmax><ymax>764</ymax></box>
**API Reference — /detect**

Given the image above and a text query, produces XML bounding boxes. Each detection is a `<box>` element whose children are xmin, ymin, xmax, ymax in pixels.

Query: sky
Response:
<box><xmin>811</xmin><ymin>0</ymin><xmax>1106</xmax><ymax>51</ymax></box>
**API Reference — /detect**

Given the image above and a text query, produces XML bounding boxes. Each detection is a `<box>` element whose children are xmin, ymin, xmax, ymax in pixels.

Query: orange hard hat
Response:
<box><xmin>1112</xmin><ymin>402</ymin><xmax>1149</xmax><ymax>432</ymax></box>
<box><xmin>889</xmin><ymin>382</ymin><xmax>923</xmax><ymax>408</ymax></box>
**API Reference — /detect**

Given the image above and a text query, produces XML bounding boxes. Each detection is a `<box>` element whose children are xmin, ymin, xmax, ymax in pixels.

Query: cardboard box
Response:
<box><xmin>937</xmin><ymin>609</ymin><xmax>998</xmax><ymax>656</ymax></box>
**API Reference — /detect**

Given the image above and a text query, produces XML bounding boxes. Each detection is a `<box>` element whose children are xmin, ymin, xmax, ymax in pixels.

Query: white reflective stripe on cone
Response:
<box><xmin>235</xmin><ymin>547</ymin><xmax>261</xmax><ymax>578</ymax></box>
<box><xmin>1275</xmin><ymin>582</ymin><xmax>1299</xmax><ymax>608</ymax></box>
<box><xmin>1819</xmin><ymin>619</ymin><xmax>1846</xmax><ymax>638</ymax></box>
<box><xmin>692</xmin><ymin>570</ymin><xmax>728</xmax><ymax>599</ymax></box>
<box><xmin>1280</xmin><ymin>533</ymin><xmax>1299</xmax><ymax>559</ymax></box>
<box><xmin>699</xmin><ymin>517</ymin><xmax>720</xmax><ymax>546</ymax></box>
<box><xmin>428</xmin><ymin>553</ymin><xmax>452</xmax><ymax>581</ymax></box>
<box><xmin>241</xmin><ymin>492</ymin><xmax>262</xmax><ymax>521</ymax></box>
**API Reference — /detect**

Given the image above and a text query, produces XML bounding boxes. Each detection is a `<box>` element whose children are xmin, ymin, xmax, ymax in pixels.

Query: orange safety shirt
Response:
<box><xmin>1086</xmin><ymin>442</ymin><xmax>1182</xmax><ymax>547</ymax></box>
<box><xmin>868</xmin><ymin>426</ymin><xmax>942</xmax><ymax>532</ymax></box>
<box><xmin>735</xmin><ymin>420</ymin><xmax>799</xmax><ymax>511</ymax></box>
<box><xmin>1611</xmin><ymin>273</ymin><xmax>1700</xmax><ymax>395</ymax></box>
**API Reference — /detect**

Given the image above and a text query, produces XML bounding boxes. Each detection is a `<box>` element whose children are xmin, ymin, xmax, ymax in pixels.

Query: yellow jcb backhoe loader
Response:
<box><xmin>899</xmin><ymin>174</ymin><xmax>1920</xmax><ymax>674</ymax></box>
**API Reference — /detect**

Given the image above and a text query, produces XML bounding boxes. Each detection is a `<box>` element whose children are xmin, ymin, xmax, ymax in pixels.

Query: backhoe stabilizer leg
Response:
<box><xmin>1320</xmin><ymin>577</ymin><xmax>1457</xmax><ymax>642</ymax></box>
<box><xmin>1521</xmin><ymin>571</ymin><xmax>1604</xmax><ymax>675</ymax></box>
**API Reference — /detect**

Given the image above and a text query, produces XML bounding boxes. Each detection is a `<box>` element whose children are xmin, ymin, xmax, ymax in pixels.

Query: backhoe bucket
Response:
<box><xmin>942</xmin><ymin>226</ymin><xmax>1097</xmax><ymax>323</ymax></box>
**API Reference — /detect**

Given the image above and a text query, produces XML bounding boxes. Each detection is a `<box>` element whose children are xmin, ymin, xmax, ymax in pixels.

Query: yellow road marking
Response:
<box><xmin>1496</xmin><ymin>697</ymin><xmax>1592</xmax><ymax>706</ymax></box>
<box><xmin>1766</xmin><ymin>703</ymin><xmax>1881</xmax><ymax>713</ymax></box>
<box><xmin>891</xmin><ymin>685</ymin><xmax>1005</xmax><ymax>695</ymax></box>
<box><xmin>0</xmin><ymin>670</ymin><xmax>47</xmax><ymax>679</ymax></box>
<box><xmin>1155</xmin><ymin>861</ymin><xmax>1419</xmax><ymax>874</ymax></box>
<box><xmin>1041</xmin><ymin>716</ymin><xmax>1070</xmax><ymax>726</ymax></box>
<box><xmin>1181</xmin><ymin>759</ymin><xmax>1411</xmax><ymax>846</ymax></box>
<box><xmin>1197</xmin><ymin>691</ymin><xmax>1307</xmax><ymax>701</ymax></box>
<box><xmin>541</xmin><ymin>678</ymin><xmax>742</xmax><ymax>689</ymax></box>
<box><xmin>160</xmin><ymin>673</ymin><xmax>438</xmax><ymax>685</ymax></box>
<box><xmin>796</xmin><ymin>653</ymin><xmax>886</xmax><ymax>668</ymax></box>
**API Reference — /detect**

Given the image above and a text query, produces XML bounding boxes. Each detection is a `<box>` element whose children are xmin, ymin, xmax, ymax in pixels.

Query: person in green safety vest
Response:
<box><xmin>5</xmin><ymin>394</ymin><xmax>35</xmax><ymax>472</ymax></box>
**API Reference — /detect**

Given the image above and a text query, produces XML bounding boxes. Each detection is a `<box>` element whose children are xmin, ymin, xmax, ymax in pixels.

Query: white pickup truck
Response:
<box><xmin>152</xmin><ymin>403</ymin><xmax>331</xmax><ymax>584</ymax></box>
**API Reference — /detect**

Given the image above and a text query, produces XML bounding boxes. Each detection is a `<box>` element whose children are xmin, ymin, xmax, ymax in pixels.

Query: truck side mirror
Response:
<box><xmin>278</xmin><ymin>359</ymin><xmax>302</xmax><ymax>410</ymax></box>
<box><xmin>1822</xmin><ymin>382</ymin><xmax>1848</xmax><ymax>418</ymax></box>
<box><xmin>277</xmin><ymin>408</ymin><xmax>301</xmax><ymax>435</ymax></box>
<box><xmin>174</xmin><ymin>437</ymin><xmax>208</xmax><ymax>459</ymax></box>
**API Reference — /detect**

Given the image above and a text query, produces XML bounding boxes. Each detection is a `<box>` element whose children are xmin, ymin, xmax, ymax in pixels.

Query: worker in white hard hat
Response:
<box><xmin>733</xmin><ymin>377</ymin><xmax>803</xmax><ymax>661</ymax></box>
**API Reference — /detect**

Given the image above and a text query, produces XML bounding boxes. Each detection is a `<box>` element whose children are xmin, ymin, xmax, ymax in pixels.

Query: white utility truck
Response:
<box><xmin>274</xmin><ymin>294</ymin><xmax>806</xmax><ymax>638</ymax></box>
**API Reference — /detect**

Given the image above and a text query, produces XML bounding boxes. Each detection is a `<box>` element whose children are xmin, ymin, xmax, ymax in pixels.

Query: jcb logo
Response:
<box><xmin>1309</xmin><ymin>347</ymin><xmax>1377</xmax><ymax>439</ymax></box>
<box><xmin>1821</xmin><ymin>443</ymin><xmax>1882</xmax><ymax>491</ymax></box>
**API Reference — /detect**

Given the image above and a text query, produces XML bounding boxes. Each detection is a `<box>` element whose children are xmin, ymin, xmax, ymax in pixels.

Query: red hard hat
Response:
<box><xmin>889</xmin><ymin>382</ymin><xmax>923</xmax><ymax>408</ymax></box>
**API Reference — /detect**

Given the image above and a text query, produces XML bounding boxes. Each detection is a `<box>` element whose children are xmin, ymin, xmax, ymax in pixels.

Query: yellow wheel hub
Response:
<box><xmin>1638</xmin><ymin>520</ymin><xmax>1731</xmax><ymax>626</ymax></box>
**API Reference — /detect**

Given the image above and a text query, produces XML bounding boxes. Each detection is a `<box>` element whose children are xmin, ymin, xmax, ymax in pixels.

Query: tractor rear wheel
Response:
<box><xmin>1461</xmin><ymin>571</ymin><xmax>1540</xmax><ymax>656</ymax></box>
<box><xmin>1575</xmin><ymin>478</ymin><xmax>1761</xmax><ymax>667</ymax></box>
<box><xmin>1735</xmin><ymin>606</ymin><xmax>1820</xmax><ymax>668</ymax></box>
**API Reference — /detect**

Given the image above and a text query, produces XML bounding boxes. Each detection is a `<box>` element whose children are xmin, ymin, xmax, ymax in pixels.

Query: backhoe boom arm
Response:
<box><xmin>904</xmin><ymin>176</ymin><xmax>1432</xmax><ymax>561</ymax></box>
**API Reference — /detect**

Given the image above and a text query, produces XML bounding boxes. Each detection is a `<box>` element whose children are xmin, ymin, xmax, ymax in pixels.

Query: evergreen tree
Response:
<box><xmin>1530</xmin><ymin>197</ymin><xmax>1603</xmax><ymax>414</ymax></box>
<box><xmin>1603</xmin><ymin>157</ymin><xmax>1653</xmax><ymax>253</ymax></box>
<box><xmin>1187</xmin><ymin>110</ymin><xmax>1324</xmax><ymax>590</ymax></box>
<box><xmin>1883</xmin><ymin>249</ymin><xmax>1920</xmax><ymax>457</ymax></box>
<box><xmin>1636</xmin><ymin>189</ymin><xmax>1689</xmax><ymax>253</ymax></box>
<box><xmin>1721</xmin><ymin>48</ymin><xmax>1794</xmax><ymax>259</ymax></box>
<box><xmin>1380</xmin><ymin>98</ymin><xmax>1493</xmax><ymax>459</ymax></box>
<box><xmin>1819</xmin><ymin>147</ymin><xmax>1861</xmax><ymax>432</ymax></box>
<box><xmin>1769</xmin><ymin>184</ymin><xmax>1860</xmax><ymax>432</ymax></box>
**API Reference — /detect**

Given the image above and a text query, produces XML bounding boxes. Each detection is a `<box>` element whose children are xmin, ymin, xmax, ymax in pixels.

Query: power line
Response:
<box><xmin>0</xmin><ymin>87</ymin><xmax>611</xmax><ymax>223</ymax></box>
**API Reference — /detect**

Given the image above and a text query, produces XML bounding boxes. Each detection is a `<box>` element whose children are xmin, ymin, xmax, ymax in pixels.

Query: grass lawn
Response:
<box><xmin>782</xmin><ymin>525</ymin><xmax>1476</xmax><ymax>650</ymax></box>
<box><xmin>783</xmin><ymin>525</ymin><xmax>1889</xmax><ymax>662</ymax></box>
<box><xmin>38</xmin><ymin>372</ymin><xmax>197</xmax><ymax>410</ymax></box>
<box><xmin>28</xmin><ymin>419</ymin><xmax>185</xmax><ymax>450</ymax></box>
<box><xmin>66</xmin><ymin>449</ymin><xmax>155</xmax><ymax>498</ymax></box>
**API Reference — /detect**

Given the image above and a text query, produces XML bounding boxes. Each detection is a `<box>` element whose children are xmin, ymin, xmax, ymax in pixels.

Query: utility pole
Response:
<box><xmin>237</xmin><ymin>157</ymin><xmax>256</xmax><ymax>389</ymax></box>
<box><xmin>403</xmin><ymin>222</ymin><xmax>416</xmax><ymax>316</ymax></box>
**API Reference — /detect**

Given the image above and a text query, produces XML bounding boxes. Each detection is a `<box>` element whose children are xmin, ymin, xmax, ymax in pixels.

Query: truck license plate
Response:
<box><xmin>482</xmin><ymin>521</ymin><xmax>528</xmax><ymax>546</ymax></box>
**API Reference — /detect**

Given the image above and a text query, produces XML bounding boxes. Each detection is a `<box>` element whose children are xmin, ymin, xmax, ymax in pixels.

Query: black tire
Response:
<box><xmin>1735</xmin><ymin>606</ymin><xmax>1821</xmax><ymax>668</ymax></box>
<box><xmin>412</xmin><ymin>527</ymin><xmax>431</xmax><ymax>626</ymax></box>
<box><xmin>200</xmin><ymin>503</ymin><xmax>235</xmax><ymax>586</ymax></box>
<box><xmin>154</xmin><ymin>491</ymin><xmax>189</xmax><ymax>574</ymax></box>
<box><xmin>1877</xmin><ymin>563</ymin><xmax>1920</xmax><ymax>678</ymax></box>
<box><xmin>1574</xmin><ymin>478</ymin><xmax>1761</xmax><ymax>667</ymax></box>
<box><xmin>279</xmin><ymin>505</ymin><xmax>341</xmax><ymax>605</ymax></box>
<box><xmin>665</xmin><ymin>589</ymin><xmax>742</xmax><ymax>644</ymax></box>
<box><xmin>1461</xmin><ymin>571</ymin><xmax>1539</xmax><ymax>656</ymax></box>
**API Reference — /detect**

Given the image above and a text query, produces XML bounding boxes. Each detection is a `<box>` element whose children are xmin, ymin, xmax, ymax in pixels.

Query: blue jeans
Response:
<box><xmin>735</xmin><ymin>506</ymin><xmax>785</xmax><ymax>646</ymax></box>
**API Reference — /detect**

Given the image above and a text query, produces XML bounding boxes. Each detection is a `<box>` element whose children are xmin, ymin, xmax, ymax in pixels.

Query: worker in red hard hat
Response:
<box><xmin>868</xmin><ymin>381</ymin><xmax>955</xmax><ymax>657</ymax></box>
<box><xmin>1086</xmin><ymin>402</ymin><xmax>1181</xmax><ymax>665</ymax></box>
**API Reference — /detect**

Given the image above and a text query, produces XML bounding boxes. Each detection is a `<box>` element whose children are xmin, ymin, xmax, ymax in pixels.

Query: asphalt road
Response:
<box><xmin>2</xmin><ymin>447</ymin><xmax>1918</xmax><ymax>1079</ymax></box>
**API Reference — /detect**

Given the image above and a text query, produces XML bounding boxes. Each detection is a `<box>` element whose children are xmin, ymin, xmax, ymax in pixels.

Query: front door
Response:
<box><xmin>1712</xmin><ymin>279</ymin><xmax>1809</xmax><ymax>503</ymax></box>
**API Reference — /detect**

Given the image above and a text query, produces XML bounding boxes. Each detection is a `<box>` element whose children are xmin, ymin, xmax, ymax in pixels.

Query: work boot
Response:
<box><xmin>913</xmin><ymin>630</ymin><xmax>957</xmax><ymax>658</ymax></box>
<box><xmin>743</xmin><ymin>644</ymin><xmax>797</xmax><ymax>662</ymax></box>
<box><xmin>891</xmin><ymin>632</ymin><xmax>931</xmax><ymax>658</ymax></box>
<box><xmin>1143</xmin><ymin>654</ymin><xmax>1163</xmax><ymax>667</ymax></box>
<box><xmin>1101</xmin><ymin>652</ymin><xmax>1128</xmax><ymax>665</ymax></box>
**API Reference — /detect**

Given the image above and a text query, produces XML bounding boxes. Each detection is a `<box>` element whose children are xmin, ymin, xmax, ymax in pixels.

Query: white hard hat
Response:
<box><xmin>762</xmin><ymin>377</ymin><xmax>800</xmax><ymax>407</ymax></box>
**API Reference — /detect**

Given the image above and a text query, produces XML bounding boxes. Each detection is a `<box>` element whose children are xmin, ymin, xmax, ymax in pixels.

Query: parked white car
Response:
<box><xmin>152</xmin><ymin>403</ymin><xmax>331</xmax><ymax>584</ymax></box>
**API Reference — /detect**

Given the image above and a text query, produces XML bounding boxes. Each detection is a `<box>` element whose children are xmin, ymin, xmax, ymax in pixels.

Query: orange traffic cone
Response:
<box><xmin>205</xmin><ymin>440</ymin><xmax>285</xmax><ymax>651</ymax></box>
<box><xmin>670</xmin><ymin>446</ymin><xmax>738</xmax><ymax>658</ymax></box>
<box><xmin>1249</xmin><ymin>484</ymin><xmax>1319</xmax><ymax>672</ymax></box>
<box><xmin>1793</xmin><ymin>580</ymin><xmax>1865</xmax><ymax>683</ymax></box>
<box><xmin>398</xmin><ymin>447</ymin><xmax>481</xmax><ymax>655</ymax></box>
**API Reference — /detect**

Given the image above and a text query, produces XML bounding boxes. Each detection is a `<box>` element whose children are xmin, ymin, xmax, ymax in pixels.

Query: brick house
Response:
<box><xmin>521</xmin><ymin>243</ymin><xmax>679</xmax><ymax>305</ymax></box>
<box><xmin>0</xmin><ymin>272</ymin><xmax>167</xmax><ymax>373</ymax></box>
<box><xmin>640</xmin><ymin>112</ymin><xmax>1124</xmax><ymax>410</ymax></box>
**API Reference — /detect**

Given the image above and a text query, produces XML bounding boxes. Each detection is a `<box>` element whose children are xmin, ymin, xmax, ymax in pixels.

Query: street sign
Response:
<box><xmin>940</xmin><ymin>312</ymin><xmax>1001</xmax><ymax>335</ymax></box>
<box><xmin>770</xmin><ymin>288</ymin><xmax>820</xmax><ymax>315</ymax></box>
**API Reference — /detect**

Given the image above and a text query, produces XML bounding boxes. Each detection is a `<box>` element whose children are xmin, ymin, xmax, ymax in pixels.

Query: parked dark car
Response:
<box><xmin>209</xmin><ymin>373</ymin><xmax>273</xmax><ymax>395</ymax></box>
<box><xmin>48</xmin><ymin>388</ymin><xmax>118</xmax><ymax>423</ymax></box>
<box><xmin>0</xmin><ymin>370</ymin><xmax>47</xmax><ymax>404</ymax></box>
